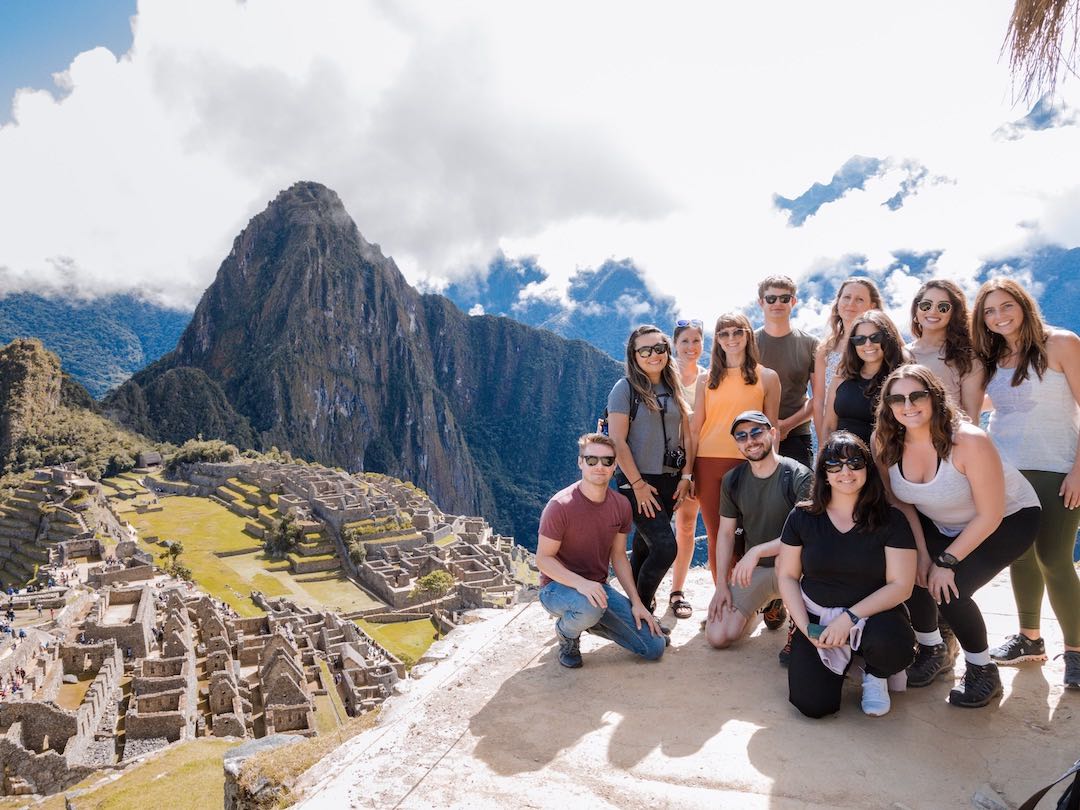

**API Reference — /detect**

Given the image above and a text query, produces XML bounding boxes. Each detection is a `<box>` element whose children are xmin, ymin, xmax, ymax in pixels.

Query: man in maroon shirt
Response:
<box><xmin>536</xmin><ymin>433</ymin><xmax>665</xmax><ymax>667</ymax></box>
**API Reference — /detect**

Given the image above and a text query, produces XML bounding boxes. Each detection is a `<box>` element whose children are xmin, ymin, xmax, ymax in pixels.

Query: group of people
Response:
<box><xmin>536</xmin><ymin>273</ymin><xmax>1080</xmax><ymax>718</ymax></box>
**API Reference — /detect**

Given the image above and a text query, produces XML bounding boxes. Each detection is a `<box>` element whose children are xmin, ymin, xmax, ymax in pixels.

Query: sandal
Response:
<box><xmin>669</xmin><ymin>591</ymin><xmax>693</xmax><ymax>619</ymax></box>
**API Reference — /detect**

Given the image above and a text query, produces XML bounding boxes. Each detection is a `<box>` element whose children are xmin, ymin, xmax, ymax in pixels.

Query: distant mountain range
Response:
<box><xmin>442</xmin><ymin>255</ymin><xmax>681</xmax><ymax>360</ymax></box>
<box><xmin>0</xmin><ymin>293</ymin><xmax>190</xmax><ymax>399</ymax></box>
<box><xmin>101</xmin><ymin>182</ymin><xmax>623</xmax><ymax>547</ymax></box>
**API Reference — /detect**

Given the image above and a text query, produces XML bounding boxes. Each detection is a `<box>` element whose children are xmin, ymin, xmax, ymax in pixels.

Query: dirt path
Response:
<box><xmin>294</xmin><ymin>569</ymin><xmax>1077</xmax><ymax>809</ymax></box>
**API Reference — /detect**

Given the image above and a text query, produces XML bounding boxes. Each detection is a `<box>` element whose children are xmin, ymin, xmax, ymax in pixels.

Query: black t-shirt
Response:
<box><xmin>780</xmin><ymin>506</ymin><xmax>915</xmax><ymax>607</ymax></box>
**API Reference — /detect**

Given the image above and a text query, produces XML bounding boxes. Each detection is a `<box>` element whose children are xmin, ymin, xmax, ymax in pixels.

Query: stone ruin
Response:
<box><xmin>159</xmin><ymin>460</ymin><xmax>534</xmax><ymax>618</ymax></box>
<box><xmin>0</xmin><ymin>464</ymin><xmax>127</xmax><ymax>588</ymax></box>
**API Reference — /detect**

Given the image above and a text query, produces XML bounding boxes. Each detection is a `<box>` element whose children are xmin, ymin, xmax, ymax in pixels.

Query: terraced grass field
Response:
<box><xmin>356</xmin><ymin>618</ymin><xmax>440</xmax><ymax>668</ymax></box>
<box><xmin>126</xmin><ymin>496</ymin><xmax>384</xmax><ymax>617</ymax></box>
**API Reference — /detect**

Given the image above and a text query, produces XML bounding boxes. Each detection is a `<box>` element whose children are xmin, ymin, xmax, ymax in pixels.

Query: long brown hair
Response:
<box><xmin>971</xmin><ymin>277</ymin><xmax>1049</xmax><ymax>387</ymax></box>
<box><xmin>802</xmin><ymin>431</ymin><xmax>891</xmax><ymax>532</ymax></box>
<box><xmin>824</xmin><ymin>277</ymin><xmax>884</xmax><ymax>352</ymax></box>
<box><xmin>873</xmin><ymin>364</ymin><xmax>963</xmax><ymax>468</ymax></box>
<box><xmin>624</xmin><ymin>324</ymin><xmax>688</xmax><ymax>416</ymax></box>
<box><xmin>909</xmin><ymin>279</ymin><xmax>974</xmax><ymax>376</ymax></box>
<box><xmin>840</xmin><ymin>310</ymin><xmax>908</xmax><ymax>403</ymax></box>
<box><xmin>707</xmin><ymin>312</ymin><xmax>759</xmax><ymax>389</ymax></box>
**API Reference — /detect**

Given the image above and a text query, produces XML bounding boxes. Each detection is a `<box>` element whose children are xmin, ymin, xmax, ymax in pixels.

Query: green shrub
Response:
<box><xmin>410</xmin><ymin>569</ymin><xmax>454</xmax><ymax>600</ymax></box>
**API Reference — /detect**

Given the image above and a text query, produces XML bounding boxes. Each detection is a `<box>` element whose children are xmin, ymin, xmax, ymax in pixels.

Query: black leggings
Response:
<box><xmin>622</xmin><ymin>473</ymin><xmax>680</xmax><ymax>610</ymax></box>
<box><xmin>906</xmin><ymin>507</ymin><xmax>1040</xmax><ymax>653</ymax></box>
<box><xmin>788</xmin><ymin>605</ymin><xmax>915</xmax><ymax>719</ymax></box>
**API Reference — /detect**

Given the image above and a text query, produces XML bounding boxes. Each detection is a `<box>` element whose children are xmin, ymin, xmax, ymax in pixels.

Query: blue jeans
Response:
<box><xmin>538</xmin><ymin>581</ymin><xmax>665</xmax><ymax>661</ymax></box>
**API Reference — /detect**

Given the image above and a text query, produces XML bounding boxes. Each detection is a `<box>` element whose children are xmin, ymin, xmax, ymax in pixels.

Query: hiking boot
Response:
<box><xmin>990</xmin><ymin>634</ymin><xmax>1047</xmax><ymax>665</ymax></box>
<box><xmin>861</xmin><ymin>673</ymin><xmax>891</xmax><ymax>717</ymax></box>
<box><xmin>778</xmin><ymin>619</ymin><xmax>794</xmax><ymax>667</ymax></box>
<box><xmin>556</xmin><ymin>630</ymin><xmax>582</xmax><ymax>668</ymax></box>
<box><xmin>907</xmin><ymin>642</ymin><xmax>953</xmax><ymax>688</ymax></box>
<box><xmin>762</xmin><ymin>598</ymin><xmax>787</xmax><ymax>630</ymax></box>
<box><xmin>1058</xmin><ymin>651</ymin><xmax>1080</xmax><ymax>689</ymax></box>
<box><xmin>948</xmin><ymin>662</ymin><xmax>1002</xmax><ymax>708</ymax></box>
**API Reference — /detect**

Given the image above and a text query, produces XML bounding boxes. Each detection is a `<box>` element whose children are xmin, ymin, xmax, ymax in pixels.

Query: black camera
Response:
<box><xmin>664</xmin><ymin>445</ymin><xmax>687</xmax><ymax>471</ymax></box>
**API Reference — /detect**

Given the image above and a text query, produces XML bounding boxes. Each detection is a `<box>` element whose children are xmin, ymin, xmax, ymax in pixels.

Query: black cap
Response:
<box><xmin>730</xmin><ymin>410</ymin><xmax>772</xmax><ymax>435</ymax></box>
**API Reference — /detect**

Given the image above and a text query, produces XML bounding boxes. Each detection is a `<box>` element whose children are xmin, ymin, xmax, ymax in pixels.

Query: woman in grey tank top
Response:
<box><xmin>874</xmin><ymin>365</ymin><xmax>1040</xmax><ymax>708</ymax></box>
<box><xmin>974</xmin><ymin>277</ymin><xmax>1080</xmax><ymax>689</ymax></box>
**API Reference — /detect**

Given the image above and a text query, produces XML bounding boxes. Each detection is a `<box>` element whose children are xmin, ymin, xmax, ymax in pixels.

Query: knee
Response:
<box><xmin>641</xmin><ymin>635</ymin><xmax>666</xmax><ymax>661</ymax></box>
<box><xmin>577</xmin><ymin>602</ymin><xmax>606</xmax><ymax>626</ymax></box>
<box><xmin>789</xmin><ymin>692</ymin><xmax>839</xmax><ymax>719</ymax></box>
<box><xmin>706</xmin><ymin>623</ymin><xmax>733</xmax><ymax>649</ymax></box>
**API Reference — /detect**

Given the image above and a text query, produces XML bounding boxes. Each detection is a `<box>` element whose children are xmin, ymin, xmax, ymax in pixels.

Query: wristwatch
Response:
<box><xmin>681</xmin><ymin>474</ymin><xmax>693</xmax><ymax>482</ymax></box>
<box><xmin>843</xmin><ymin>608</ymin><xmax>860</xmax><ymax>624</ymax></box>
<box><xmin>935</xmin><ymin>552</ymin><xmax>960</xmax><ymax>570</ymax></box>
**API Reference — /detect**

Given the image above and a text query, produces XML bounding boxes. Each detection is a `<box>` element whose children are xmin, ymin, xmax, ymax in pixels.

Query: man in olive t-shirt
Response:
<box><xmin>754</xmin><ymin>274</ymin><xmax>818</xmax><ymax>468</ymax></box>
<box><xmin>705</xmin><ymin>411</ymin><xmax>812</xmax><ymax>650</ymax></box>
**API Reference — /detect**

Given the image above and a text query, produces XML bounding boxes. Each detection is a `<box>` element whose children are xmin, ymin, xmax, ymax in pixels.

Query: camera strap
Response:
<box><xmin>657</xmin><ymin>388</ymin><xmax>671</xmax><ymax>455</ymax></box>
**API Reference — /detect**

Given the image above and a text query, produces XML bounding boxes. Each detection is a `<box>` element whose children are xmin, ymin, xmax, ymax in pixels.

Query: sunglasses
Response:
<box><xmin>850</xmin><ymin>331</ymin><xmax>885</xmax><ymax>346</ymax></box>
<box><xmin>635</xmin><ymin>342</ymin><xmax>669</xmax><ymax>358</ymax></box>
<box><xmin>733</xmin><ymin>426</ymin><xmax>768</xmax><ymax>443</ymax></box>
<box><xmin>917</xmin><ymin>299</ymin><xmax>952</xmax><ymax>314</ymax></box>
<box><xmin>883</xmin><ymin>390</ymin><xmax>932</xmax><ymax>408</ymax></box>
<box><xmin>823</xmin><ymin>457</ymin><xmax>867</xmax><ymax>473</ymax></box>
<box><xmin>716</xmin><ymin>327</ymin><xmax>747</xmax><ymax>340</ymax></box>
<box><xmin>763</xmin><ymin>294</ymin><xmax>793</xmax><ymax>304</ymax></box>
<box><xmin>581</xmin><ymin>455</ymin><xmax>616</xmax><ymax>467</ymax></box>
<box><xmin>676</xmin><ymin>319</ymin><xmax>703</xmax><ymax>328</ymax></box>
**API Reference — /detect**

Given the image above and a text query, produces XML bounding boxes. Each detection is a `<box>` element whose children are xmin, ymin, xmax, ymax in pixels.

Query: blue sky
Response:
<box><xmin>0</xmin><ymin>0</ymin><xmax>135</xmax><ymax>120</ymax></box>
<box><xmin>0</xmin><ymin>1</ymin><xmax>1078</xmax><ymax>313</ymax></box>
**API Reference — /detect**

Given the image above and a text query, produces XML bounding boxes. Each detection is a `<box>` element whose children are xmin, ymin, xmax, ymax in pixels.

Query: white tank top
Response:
<box><xmin>888</xmin><ymin>453</ymin><xmax>1040</xmax><ymax>537</ymax></box>
<box><xmin>987</xmin><ymin>367</ymin><xmax>1080</xmax><ymax>474</ymax></box>
<box><xmin>677</xmin><ymin>367</ymin><xmax>702</xmax><ymax>415</ymax></box>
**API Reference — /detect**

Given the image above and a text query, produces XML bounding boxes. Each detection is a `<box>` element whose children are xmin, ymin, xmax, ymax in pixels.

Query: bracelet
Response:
<box><xmin>680</xmin><ymin>474</ymin><xmax>693</xmax><ymax>482</ymax></box>
<box><xmin>630</xmin><ymin>478</ymin><xmax>644</xmax><ymax>487</ymax></box>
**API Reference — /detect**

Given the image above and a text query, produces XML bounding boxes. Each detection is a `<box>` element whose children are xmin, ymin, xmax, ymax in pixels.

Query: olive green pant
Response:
<box><xmin>1011</xmin><ymin>470</ymin><xmax>1080</xmax><ymax>646</ymax></box>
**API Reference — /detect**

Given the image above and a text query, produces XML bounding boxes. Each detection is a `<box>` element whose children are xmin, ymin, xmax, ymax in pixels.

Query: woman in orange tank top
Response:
<box><xmin>690</xmin><ymin>313</ymin><xmax>780</xmax><ymax>583</ymax></box>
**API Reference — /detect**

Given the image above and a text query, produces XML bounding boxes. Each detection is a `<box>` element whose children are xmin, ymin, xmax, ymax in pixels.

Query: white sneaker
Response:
<box><xmin>861</xmin><ymin>673</ymin><xmax>891</xmax><ymax>717</ymax></box>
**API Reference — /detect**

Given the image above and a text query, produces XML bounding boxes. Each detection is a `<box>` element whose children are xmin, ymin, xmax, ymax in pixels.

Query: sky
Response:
<box><xmin>0</xmin><ymin>0</ymin><xmax>1078</xmax><ymax>313</ymax></box>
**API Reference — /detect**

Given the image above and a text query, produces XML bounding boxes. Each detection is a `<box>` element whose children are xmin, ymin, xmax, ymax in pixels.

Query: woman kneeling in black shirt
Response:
<box><xmin>777</xmin><ymin>431</ymin><xmax>917</xmax><ymax>718</ymax></box>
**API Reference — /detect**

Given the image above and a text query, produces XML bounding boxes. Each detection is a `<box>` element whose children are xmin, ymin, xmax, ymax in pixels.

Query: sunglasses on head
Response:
<box><xmin>635</xmin><ymin>342</ymin><xmax>669</xmax><ymax>358</ymax></box>
<box><xmin>823</xmin><ymin>457</ymin><xmax>867</xmax><ymax>473</ymax></box>
<box><xmin>763</xmin><ymin>293</ymin><xmax>793</xmax><ymax>304</ymax></box>
<box><xmin>850</xmin><ymin>331</ymin><xmax>885</xmax><ymax>346</ymax></box>
<box><xmin>733</xmin><ymin>426</ymin><xmax>768</xmax><ymax>443</ymax></box>
<box><xmin>883</xmin><ymin>390</ymin><xmax>932</xmax><ymax>408</ymax></box>
<box><xmin>581</xmin><ymin>455</ymin><xmax>616</xmax><ymax>467</ymax></box>
<box><xmin>716</xmin><ymin>327</ymin><xmax>746</xmax><ymax>341</ymax></box>
<box><xmin>917</xmin><ymin>299</ymin><xmax>952</xmax><ymax>314</ymax></box>
<box><xmin>676</xmin><ymin>319</ymin><xmax>703</xmax><ymax>328</ymax></box>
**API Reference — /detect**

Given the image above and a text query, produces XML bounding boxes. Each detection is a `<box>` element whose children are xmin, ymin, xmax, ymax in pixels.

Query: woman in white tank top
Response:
<box><xmin>974</xmin><ymin>277</ymin><xmax>1080</xmax><ymax>689</ymax></box>
<box><xmin>873</xmin><ymin>364</ymin><xmax>1040</xmax><ymax>708</ymax></box>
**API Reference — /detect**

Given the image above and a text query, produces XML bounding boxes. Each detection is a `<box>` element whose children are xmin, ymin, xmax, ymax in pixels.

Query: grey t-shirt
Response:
<box><xmin>719</xmin><ymin>457</ymin><xmax>812</xmax><ymax>567</ymax></box>
<box><xmin>755</xmin><ymin>327</ymin><xmax>818</xmax><ymax>436</ymax></box>
<box><xmin>607</xmin><ymin>378</ymin><xmax>683</xmax><ymax>475</ymax></box>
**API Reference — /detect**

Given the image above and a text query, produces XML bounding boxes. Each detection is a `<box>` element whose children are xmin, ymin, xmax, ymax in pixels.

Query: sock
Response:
<box><xmin>964</xmin><ymin>648</ymin><xmax>991</xmax><ymax>666</ymax></box>
<box><xmin>915</xmin><ymin>630</ymin><xmax>943</xmax><ymax>647</ymax></box>
<box><xmin>863</xmin><ymin>673</ymin><xmax>886</xmax><ymax>687</ymax></box>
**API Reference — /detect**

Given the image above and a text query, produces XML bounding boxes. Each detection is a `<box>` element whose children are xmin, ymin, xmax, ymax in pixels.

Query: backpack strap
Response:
<box><xmin>1018</xmin><ymin>757</ymin><xmax>1080</xmax><ymax>810</ymax></box>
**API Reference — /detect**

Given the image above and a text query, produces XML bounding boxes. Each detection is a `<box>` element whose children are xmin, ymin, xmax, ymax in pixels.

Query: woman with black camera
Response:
<box><xmin>690</xmin><ymin>313</ymin><xmax>780</xmax><ymax>583</ymax></box>
<box><xmin>607</xmin><ymin>324</ymin><xmax>694</xmax><ymax>616</ymax></box>
<box><xmin>776</xmin><ymin>431</ymin><xmax>917</xmax><ymax>718</ymax></box>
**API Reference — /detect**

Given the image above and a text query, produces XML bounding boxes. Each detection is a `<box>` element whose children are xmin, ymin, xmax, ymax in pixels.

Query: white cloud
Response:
<box><xmin>0</xmin><ymin>0</ymin><xmax>1078</xmax><ymax>314</ymax></box>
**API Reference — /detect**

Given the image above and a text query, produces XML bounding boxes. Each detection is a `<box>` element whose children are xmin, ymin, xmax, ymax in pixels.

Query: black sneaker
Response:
<box><xmin>907</xmin><ymin>642</ymin><xmax>953</xmax><ymax>688</ymax></box>
<box><xmin>762</xmin><ymin>599</ymin><xmax>787</xmax><ymax>630</ymax></box>
<box><xmin>990</xmin><ymin>634</ymin><xmax>1047</xmax><ymax>665</ymax></box>
<box><xmin>778</xmin><ymin>620</ymin><xmax>794</xmax><ymax>667</ymax></box>
<box><xmin>556</xmin><ymin>630</ymin><xmax>583</xmax><ymax>668</ymax></box>
<box><xmin>1057</xmin><ymin>651</ymin><xmax>1080</xmax><ymax>689</ymax></box>
<box><xmin>948</xmin><ymin>662</ymin><xmax>1003</xmax><ymax>708</ymax></box>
